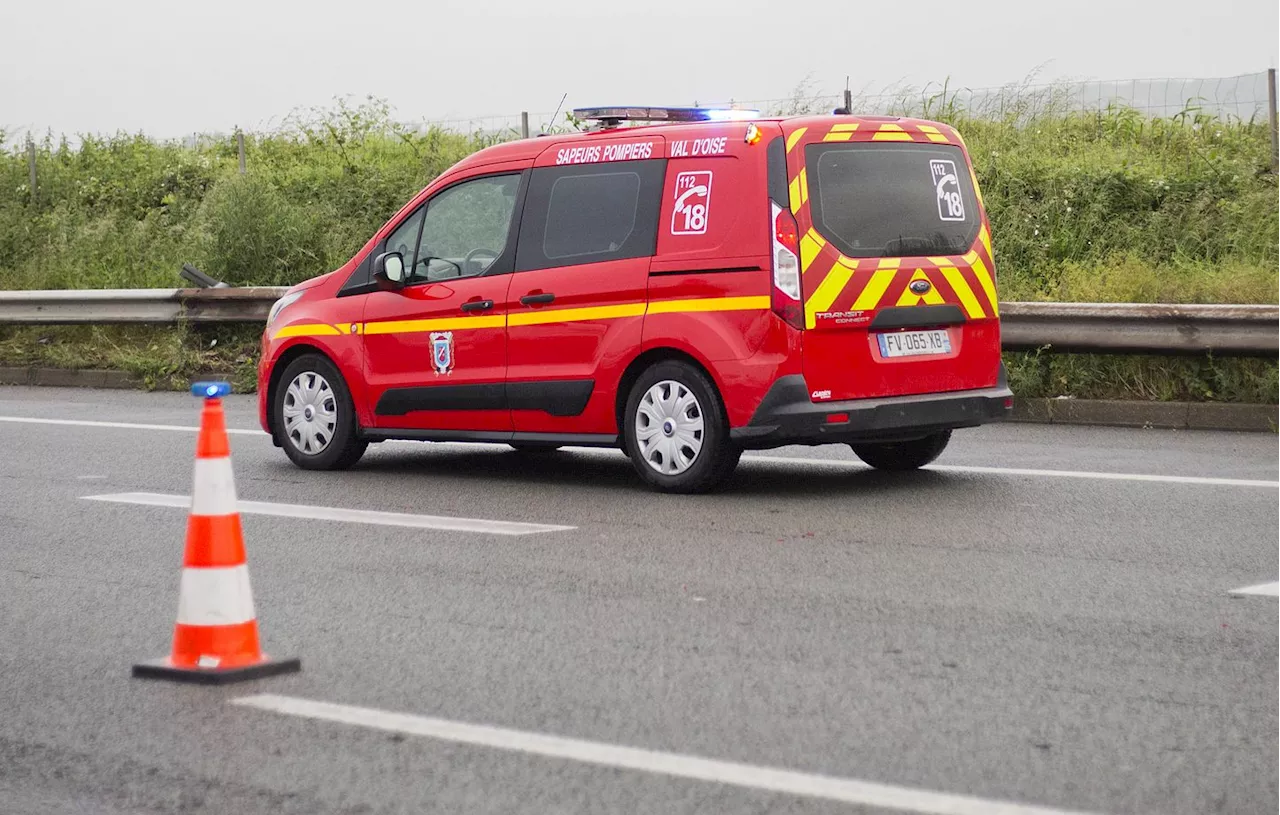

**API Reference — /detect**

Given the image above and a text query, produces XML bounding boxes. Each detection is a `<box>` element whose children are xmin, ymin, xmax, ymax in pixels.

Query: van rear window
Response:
<box><xmin>805</xmin><ymin>143</ymin><xmax>979</xmax><ymax>259</ymax></box>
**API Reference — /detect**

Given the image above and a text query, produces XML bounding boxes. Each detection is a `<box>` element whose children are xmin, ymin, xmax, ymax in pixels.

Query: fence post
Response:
<box><xmin>521</xmin><ymin>111</ymin><xmax>530</xmax><ymax>139</ymax></box>
<box><xmin>26</xmin><ymin>135</ymin><xmax>37</xmax><ymax>205</ymax></box>
<box><xmin>237</xmin><ymin>128</ymin><xmax>246</xmax><ymax>175</ymax></box>
<box><xmin>843</xmin><ymin>89</ymin><xmax>853</xmax><ymax>113</ymax></box>
<box><xmin>1267</xmin><ymin>68</ymin><xmax>1278</xmax><ymax>171</ymax></box>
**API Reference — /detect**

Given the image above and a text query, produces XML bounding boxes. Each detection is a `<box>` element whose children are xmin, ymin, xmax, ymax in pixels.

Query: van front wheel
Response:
<box><xmin>623</xmin><ymin>361</ymin><xmax>740</xmax><ymax>494</ymax></box>
<box><xmin>273</xmin><ymin>354</ymin><xmax>368</xmax><ymax>471</ymax></box>
<box><xmin>850</xmin><ymin>431</ymin><xmax>951</xmax><ymax>471</ymax></box>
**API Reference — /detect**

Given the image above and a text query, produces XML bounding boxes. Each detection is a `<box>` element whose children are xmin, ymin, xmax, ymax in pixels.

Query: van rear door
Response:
<box><xmin>782</xmin><ymin>118</ymin><xmax>1001</xmax><ymax>402</ymax></box>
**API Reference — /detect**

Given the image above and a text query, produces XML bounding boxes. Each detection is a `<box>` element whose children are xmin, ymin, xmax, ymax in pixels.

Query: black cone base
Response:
<box><xmin>132</xmin><ymin>656</ymin><xmax>301</xmax><ymax>685</ymax></box>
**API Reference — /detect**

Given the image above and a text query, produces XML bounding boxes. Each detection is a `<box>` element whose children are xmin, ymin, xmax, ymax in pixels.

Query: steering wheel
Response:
<box><xmin>464</xmin><ymin>247</ymin><xmax>500</xmax><ymax>276</ymax></box>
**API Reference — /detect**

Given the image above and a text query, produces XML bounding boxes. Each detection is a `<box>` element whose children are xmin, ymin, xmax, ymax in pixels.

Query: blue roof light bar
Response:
<box><xmin>573</xmin><ymin>106</ymin><xmax>761</xmax><ymax>124</ymax></box>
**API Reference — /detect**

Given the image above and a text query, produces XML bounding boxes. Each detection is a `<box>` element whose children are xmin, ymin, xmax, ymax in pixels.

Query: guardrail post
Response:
<box><xmin>26</xmin><ymin>135</ymin><xmax>37</xmax><ymax>206</ymax></box>
<box><xmin>1268</xmin><ymin>68</ymin><xmax>1278</xmax><ymax>171</ymax></box>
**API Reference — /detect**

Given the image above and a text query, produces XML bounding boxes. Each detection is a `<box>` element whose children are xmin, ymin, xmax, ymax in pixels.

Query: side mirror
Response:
<box><xmin>373</xmin><ymin>251</ymin><xmax>406</xmax><ymax>290</ymax></box>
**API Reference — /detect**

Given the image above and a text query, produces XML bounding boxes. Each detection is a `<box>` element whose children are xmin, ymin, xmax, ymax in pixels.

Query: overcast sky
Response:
<box><xmin>3</xmin><ymin>0</ymin><xmax>1277</xmax><ymax>141</ymax></box>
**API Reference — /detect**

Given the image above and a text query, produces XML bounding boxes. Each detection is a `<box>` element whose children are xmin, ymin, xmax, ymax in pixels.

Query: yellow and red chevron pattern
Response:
<box><xmin>784</xmin><ymin>118</ymin><xmax>997</xmax><ymax>329</ymax></box>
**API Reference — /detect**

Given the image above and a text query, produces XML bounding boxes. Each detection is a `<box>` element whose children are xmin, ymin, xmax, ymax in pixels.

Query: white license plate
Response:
<box><xmin>877</xmin><ymin>329</ymin><xmax>951</xmax><ymax>358</ymax></box>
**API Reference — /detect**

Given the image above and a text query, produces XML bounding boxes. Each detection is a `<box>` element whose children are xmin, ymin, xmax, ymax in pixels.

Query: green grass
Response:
<box><xmin>1</xmin><ymin>90</ymin><xmax>1276</xmax><ymax>402</ymax></box>
<box><xmin>0</xmin><ymin>325</ymin><xmax>262</xmax><ymax>393</ymax></box>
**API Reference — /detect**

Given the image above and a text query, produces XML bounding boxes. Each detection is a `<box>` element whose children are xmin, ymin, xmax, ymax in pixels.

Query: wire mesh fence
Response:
<box><xmin>738</xmin><ymin>71</ymin><xmax>1276</xmax><ymax>123</ymax></box>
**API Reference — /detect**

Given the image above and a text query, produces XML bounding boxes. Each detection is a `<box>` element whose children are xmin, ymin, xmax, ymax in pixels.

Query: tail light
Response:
<box><xmin>770</xmin><ymin>201</ymin><xmax>804</xmax><ymax>330</ymax></box>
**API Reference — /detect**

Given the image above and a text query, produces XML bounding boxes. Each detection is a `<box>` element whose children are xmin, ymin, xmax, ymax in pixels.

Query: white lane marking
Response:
<box><xmin>0</xmin><ymin>415</ymin><xmax>260</xmax><ymax>435</ymax></box>
<box><xmin>4</xmin><ymin>414</ymin><xmax>1275</xmax><ymax>490</ymax></box>
<box><xmin>1229</xmin><ymin>581</ymin><xmax>1280</xmax><ymax>597</ymax></box>
<box><xmin>82</xmin><ymin>492</ymin><xmax>574</xmax><ymax>536</ymax></box>
<box><xmin>178</xmin><ymin>565</ymin><xmax>256</xmax><ymax>626</ymax></box>
<box><xmin>76</xmin><ymin>474</ymin><xmax>107</xmax><ymax>480</ymax></box>
<box><xmin>231</xmin><ymin>694</ymin><xmax>1099</xmax><ymax>815</ymax></box>
<box><xmin>744</xmin><ymin>455</ymin><xmax>1280</xmax><ymax>490</ymax></box>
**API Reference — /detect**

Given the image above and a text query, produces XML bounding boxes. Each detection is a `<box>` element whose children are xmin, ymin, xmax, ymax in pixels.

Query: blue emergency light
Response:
<box><xmin>192</xmin><ymin>381</ymin><xmax>231</xmax><ymax>399</ymax></box>
<box><xmin>573</xmin><ymin>106</ymin><xmax>761</xmax><ymax>125</ymax></box>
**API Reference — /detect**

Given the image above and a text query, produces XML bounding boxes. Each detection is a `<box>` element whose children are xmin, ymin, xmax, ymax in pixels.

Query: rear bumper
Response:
<box><xmin>730</xmin><ymin>367</ymin><xmax>1013</xmax><ymax>450</ymax></box>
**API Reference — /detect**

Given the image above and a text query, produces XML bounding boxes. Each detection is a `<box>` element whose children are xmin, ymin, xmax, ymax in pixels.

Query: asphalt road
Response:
<box><xmin>0</xmin><ymin>385</ymin><xmax>1275</xmax><ymax>815</ymax></box>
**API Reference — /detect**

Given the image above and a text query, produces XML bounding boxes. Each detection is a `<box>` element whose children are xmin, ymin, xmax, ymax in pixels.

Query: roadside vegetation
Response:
<box><xmin>0</xmin><ymin>87</ymin><xmax>1276</xmax><ymax>402</ymax></box>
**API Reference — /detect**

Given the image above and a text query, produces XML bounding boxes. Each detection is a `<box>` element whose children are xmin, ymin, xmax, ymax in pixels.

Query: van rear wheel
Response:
<box><xmin>850</xmin><ymin>431</ymin><xmax>951</xmax><ymax>471</ymax></box>
<box><xmin>623</xmin><ymin>361</ymin><xmax>740</xmax><ymax>494</ymax></box>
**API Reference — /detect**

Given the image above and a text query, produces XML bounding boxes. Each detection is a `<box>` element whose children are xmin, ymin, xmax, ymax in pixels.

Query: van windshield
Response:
<box><xmin>805</xmin><ymin>143</ymin><xmax>980</xmax><ymax>258</ymax></box>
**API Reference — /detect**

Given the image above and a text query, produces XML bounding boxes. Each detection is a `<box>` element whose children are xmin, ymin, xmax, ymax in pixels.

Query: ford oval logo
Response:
<box><xmin>909</xmin><ymin>279</ymin><xmax>932</xmax><ymax>295</ymax></box>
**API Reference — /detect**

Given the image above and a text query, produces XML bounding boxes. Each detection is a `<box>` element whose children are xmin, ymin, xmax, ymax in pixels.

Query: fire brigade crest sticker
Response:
<box><xmin>430</xmin><ymin>331</ymin><xmax>454</xmax><ymax>375</ymax></box>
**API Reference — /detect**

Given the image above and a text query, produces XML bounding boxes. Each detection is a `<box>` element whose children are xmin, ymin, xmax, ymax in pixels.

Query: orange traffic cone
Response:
<box><xmin>133</xmin><ymin>382</ymin><xmax>300</xmax><ymax>684</ymax></box>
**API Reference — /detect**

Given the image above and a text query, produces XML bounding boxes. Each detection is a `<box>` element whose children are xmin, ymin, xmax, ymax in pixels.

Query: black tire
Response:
<box><xmin>850</xmin><ymin>430</ymin><xmax>951</xmax><ymax>471</ymax></box>
<box><xmin>622</xmin><ymin>360</ymin><xmax>740</xmax><ymax>494</ymax></box>
<box><xmin>508</xmin><ymin>443</ymin><xmax>562</xmax><ymax>453</ymax></box>
<box><xmin>272</xmin><ymin>353</ymin><xmax>368</xmax><ymax>471</ymax></box>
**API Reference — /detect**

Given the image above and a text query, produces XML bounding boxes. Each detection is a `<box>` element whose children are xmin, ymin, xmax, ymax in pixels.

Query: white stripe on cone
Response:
<box><xmin>191</xmin><ymin>456</ymin><xmax>238</xmax><ymax>517</ymax></box>
<box><xmin>176</xmin><ymin>565</ymin><xmax>256</xmax><ymax>626</ymax></box>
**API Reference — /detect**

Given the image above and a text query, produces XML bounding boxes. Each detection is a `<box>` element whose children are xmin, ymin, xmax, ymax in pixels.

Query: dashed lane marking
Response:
<box><xmin>1229</xmin><ymin>581</ymin><xmax>1280</xmax><ymax>597</ymax></box>
<box><xmin>231</xmin><ymin>693</ymin><xmax>1102</xmax><ymax>815</ymax></box>
<box><xmin>0</xmin><ymin>415</ymin><xmax>258</xmax><ymax>435</ymax></box>
<box><xmin>82</xmin><ymin>492</ymin><xmax>574</xmax><ymax>536</ymax></box>
<box><xmin>747</xmin><ymin>455</ymin><xmax>1280</xmax><ymax>490</ymax></box>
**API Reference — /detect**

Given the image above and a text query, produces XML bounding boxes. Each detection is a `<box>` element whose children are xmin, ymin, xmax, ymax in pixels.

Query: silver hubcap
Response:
<box><xmin>283</xmin><ymin>371</ymin><xmax>337</xmax><ymax>455</ymax></box>
<box><xmin>635</xmin><ymin>380</ymin><xmax>704</xmax><ymax>476</ymax></box>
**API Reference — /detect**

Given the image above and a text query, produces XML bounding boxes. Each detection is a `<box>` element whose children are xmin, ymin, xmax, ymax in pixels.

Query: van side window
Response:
<box><xmin>384</xmin><ymin>207</ymin><xmax>425</xmax><ymax>271</ymax></box>
<box><xmin>413</xmin><ymin>173</ymin><xmax>522</xmax><ymax>282</ymax></box>
<box><xmin>516</xmin><ymin>158</ymin><xmax>665</xmax><ymax>272</ymax></box>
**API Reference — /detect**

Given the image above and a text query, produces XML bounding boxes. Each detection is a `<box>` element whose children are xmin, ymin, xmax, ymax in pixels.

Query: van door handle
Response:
<box><xmin>461</xmin><ymin>299</ymin><xmax>494</xmax><ymax>312</ymax></box>
<box><xmin>520</xmin><ymin>292</ymin><xmax>556</xmax><ymax>305</ymax></box>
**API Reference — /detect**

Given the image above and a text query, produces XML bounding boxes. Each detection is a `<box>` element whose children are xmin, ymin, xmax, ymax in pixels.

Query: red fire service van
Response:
<box><xmin>258</xmin><ymin>105</ymin><xmax>1013</xmax><ymax>493</ymax></box>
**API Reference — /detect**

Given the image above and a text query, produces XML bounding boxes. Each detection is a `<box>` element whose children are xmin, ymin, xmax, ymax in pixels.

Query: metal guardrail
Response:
<box><xmin>0</xmin><ymin>287</ymin><xmax>285</xmax><ymax>324</ymax></box>
<box><xmin>0</xmin><ymin>288</ymin><xmax>1276</xmax><ymax>357</ymax></box>
<box><xmin>1000</xmin><ymin>302</ymin><xmax>1279</xmax><ymax>357</ymax></box>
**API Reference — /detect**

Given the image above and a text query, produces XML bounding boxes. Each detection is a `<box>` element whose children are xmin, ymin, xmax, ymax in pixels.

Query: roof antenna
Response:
<box><xmin>542</xmin><ymin>92</ymin><xmax>569</xmax><ymax>135</ymax></box>
<box><xmin>834</xmin><ymin>75</ymin><xmax>852</xmax><ymax>115</ymax></box>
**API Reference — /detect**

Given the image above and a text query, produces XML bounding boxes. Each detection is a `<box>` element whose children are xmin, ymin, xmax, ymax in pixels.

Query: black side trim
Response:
<box><xmin>508</xmin><ymin>380</ymin><xmax>594</xmax><ymax>417</ymax></box>
<box><xmin>375</xmin><ymin>384</ymin><xmax>506</xmax><ymax>416</ymax></box>
<box><xmin>512</xmin><ymin>432</ymin><xmax>616</xmax><ymax>447</ymax></box>
<box><xmin>374</xmin><ymin>379</ymin><xmax>595</xmax><ymax>417</ymax></box>
<box><xmin>648</xmin><ymin>266</ymin><xmax>763</xmax><ymax>277</ymax></box>
<box><xmin>869</xmin><ymin>304</ymin><xmax>966</xmax><ymax>329</ymax></box>
<box><xmin>359</xmin><ymin>428</ymin><xmax>618</xmax><ymax>447</ymax></box>
<box><xmin>363</xmin><ymin>428</ymin><xmax>509</xmax><ymax>442</ymax></box>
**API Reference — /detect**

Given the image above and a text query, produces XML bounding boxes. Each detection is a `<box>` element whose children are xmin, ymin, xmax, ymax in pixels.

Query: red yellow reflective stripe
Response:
<box><xmin>850</xmin><ymin>258</ymin><xmax>899</xmax><ymax>311</ymax></box>
<box><xmin>646</xmin><ymin>296</ymin><xmax>769</xmax><ymax>315</ymax></box>
<box><xmin>271</xmin><ymin>323</ymin><xmax>342</xmax><ymax>339</ymax></box>
<box><xmin>508</xmin><ymin>303</ymin><xmax>644</xmax><ymax>327</ymax></box>
<box><xmin>804</xmin><ymin>259</ymin><xmax>857</xmax><ymax>329</ymax></box>
<box><xmin>362</xmin><ymin>315</ymin><xmax>505</xmax><ymax>335</ymax></box>
<box><xmin>272</xmin><ymin>295</ymin><xmax>776</xmax><ymax>340</ymax></box>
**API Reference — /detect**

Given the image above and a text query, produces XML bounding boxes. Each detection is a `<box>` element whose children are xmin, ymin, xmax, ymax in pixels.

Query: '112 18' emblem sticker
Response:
<box><xmin>671</xmin><ymin>171</ymin><xmax>712</xmax><ymax>235</ymax></box>
<box><xmin>430</xmin><ymin>331</ymin><xmax>454</xmax><ymax>375</ymax></box>
<box><xmin>929</xmin><ymin>159</ymin><xmax>965</xmax><ymax>222</ymax></box>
